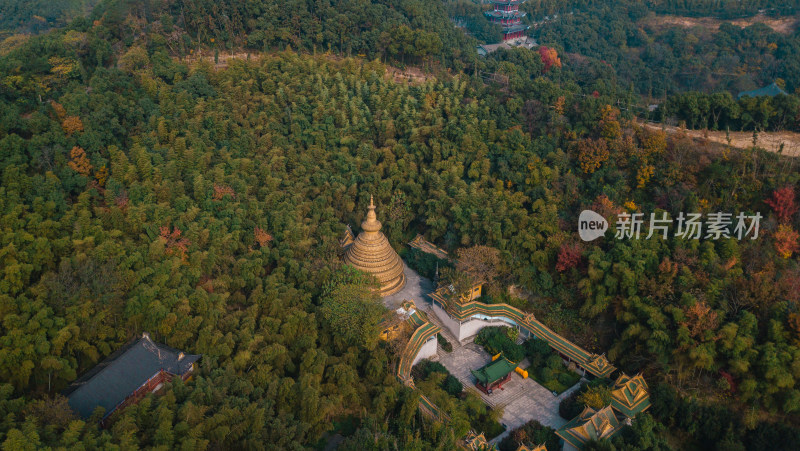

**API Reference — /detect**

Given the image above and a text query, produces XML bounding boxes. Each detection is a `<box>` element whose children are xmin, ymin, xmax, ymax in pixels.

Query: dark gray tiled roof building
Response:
<box><xmin>64</xmin><ymin>333</ymin><xmax>200</xmax><ymax>421</ymax></box>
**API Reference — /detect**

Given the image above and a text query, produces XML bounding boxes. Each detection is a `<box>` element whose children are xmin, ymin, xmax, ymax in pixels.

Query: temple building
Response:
<box><xmin>516</xmin><ymin>445</ymin><xmax>547</xmax><ymax>451</ymax></box>
<box><xmin>342</xmin><ymin>196</ymin><xmax>406</xmax><ymax>296</ymax></box>
<box><xmin>429</xmin><ymin>283</ymin><xmax>616</xmax><ymax>378</ymax></box>
<box><xmin>556</xmin><ymin>405</ymin><xmax>622</xmax><ymax>449</ymax></box>
<box><xmin>464</xmin><ymin>431</ymin><xmax>491</xmax><ymax>450</ymax></box>
<box><xmin>485</xmin><ymin>0</ymin><xmax>530</xmax><ymax>41</ymax></box>
<box><xmin>610</xmin><ymin>373</ymin><xmax>651</xmax><ymax>418</ymax></box>
<box><xmin>64</xmin><ymin>333</ymin><xmax>200</xmax><ymax>425</ymax></box>
<box><xmin>471</xmin><ymin>353</ymin><xmax>517</xmax><ymax>394</ymax></box>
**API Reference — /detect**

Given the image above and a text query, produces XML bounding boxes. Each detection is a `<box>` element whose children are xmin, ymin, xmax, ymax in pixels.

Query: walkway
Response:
<box><xmin>383</xmin><ymin>263</ymin><xmax>434</xmax><ymax>310</ymax></box>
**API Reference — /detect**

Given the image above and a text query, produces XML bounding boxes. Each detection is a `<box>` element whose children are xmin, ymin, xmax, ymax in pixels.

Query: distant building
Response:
<box><xmin>485</xmin><ymin>0</ymin><xmax>530</xmax><ymax>41</ymax></box>
<box><xmin>737</xmin><ymin>82</ymin><xmax>788</xmax><ymax>100</ymax></box>
<box><xmin>477</xmin><ymin>42</ymin><xmax>513</xmax><ymax>57</ymax></box>
<box><xmin>64</xmin><ymin>333</ymin><xmax>200</xmax><ymax>424</ymax></box>
<box><xmin>477</xmin><ymin>37</ymin><xmax>537</xmax><ymax>56</ymax></box>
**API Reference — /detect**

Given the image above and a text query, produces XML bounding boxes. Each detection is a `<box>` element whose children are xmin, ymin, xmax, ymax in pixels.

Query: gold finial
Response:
<box><xmin>362</xmin><ymin>194</ymin><xmax>381</xmax><ymax>233</ymax></box>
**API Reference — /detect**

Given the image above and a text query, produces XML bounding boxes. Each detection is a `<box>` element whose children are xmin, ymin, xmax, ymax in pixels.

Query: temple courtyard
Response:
<box><xmin>436</xmin><ymin>338</ymin><xmax>582</xmax><ymax>444</ymax></box>
<box><xmin>386</xmin><ymin>261</ymin><xmax>584</xmax><ymax>445</ymax></box>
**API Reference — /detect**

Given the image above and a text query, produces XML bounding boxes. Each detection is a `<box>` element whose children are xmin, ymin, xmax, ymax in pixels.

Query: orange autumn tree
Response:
<box><xmin>773</xmin><ymin>224</ymin><xmax>800</xmax><ymax>259</ymax></box>
<box><xmin>577</xmin><ymin>137</ymin><xmax>609</xmax><ymax>173</ymax></box>
<box><xmin>682</xmin><ymin>301</ymin><xmax>719</xmax><ymax>341</ymax></box>
<box><xmin>94</xmin><ymin>165</ymin><xmax>108</xmax><ymax>187</ymax></box>
<box><xmin>62</xmin><ymin>116</ymin><xmax>83</xmax><ymax>136</ymax></box>
<box><xmin>50</xmin><ymin>100</ymin><xmax>66</xmax><ymax>120</ymax></box>
<box><xmin>67</xmin><ymin>146</ymin><xmax>92</xmax><ymax>177</ymax></box>
<box><xmin>638</xmin><ymin>128</ymin><xmax>667</xmax><ymax>156</ymax></box>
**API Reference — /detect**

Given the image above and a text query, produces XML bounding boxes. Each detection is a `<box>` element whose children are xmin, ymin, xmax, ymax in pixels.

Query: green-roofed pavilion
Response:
<box><xmin>737</xmin><ymin>82</ymin><xmax>788</xmax><ymax>99</ymax></box>
<box><xmin>609</xmin><ymin>373</ymin><xmax>650</xmax><ymax>418</ymax></box>
<box><xmin>556</xmin><ymin>405</ymin><xmax>621</xmax><ymax>449</ymax></box>
<box><xmin>471</xmin><ymin>355</ymin><xmax>517</xmax><ymax>394</ymax></box>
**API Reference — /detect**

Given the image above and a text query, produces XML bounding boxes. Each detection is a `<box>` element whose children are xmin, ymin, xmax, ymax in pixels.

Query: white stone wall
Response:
<box><xmin>458</xmin><ymin>317</ymin><xmax>512</xmax><ymax>341</ymax></box>
<box><xmin>412</xmin><ymin>336</ymin><xmax>439</xmax><ymax>366</ymax></box>
<box><xmin>431</xmin><ymin>303</ymin><xmax>513</xmax><ymax>342</ymax></box>
<box><xmin>432</xmin><ymin>303</ymin><xmax>463</xmax><ymax>339</ymax></box>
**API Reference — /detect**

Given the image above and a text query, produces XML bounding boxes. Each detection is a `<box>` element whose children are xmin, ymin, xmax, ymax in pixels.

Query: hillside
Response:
<box><xmin>0</xmin><ymin>1</ymin><xmax>800</xmax><ymax>450</ymax></box>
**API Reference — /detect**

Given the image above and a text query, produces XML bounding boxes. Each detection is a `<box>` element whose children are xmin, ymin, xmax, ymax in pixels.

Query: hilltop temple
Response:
<box><xmin>342</xmin><ymin>196</ymin><xmax>407</xmax><ymax>296</ymax></box>
<box><xmin>485</xmin><ymin>0</ymin><xmax>530</xmax><ymax>41</ymax></box>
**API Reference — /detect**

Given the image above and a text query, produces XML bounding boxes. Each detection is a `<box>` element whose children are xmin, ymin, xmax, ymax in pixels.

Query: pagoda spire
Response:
<box><xmin>362</xmin><ymin>194</ymin><xmax>382</xmax><ymax>233</ymax></box>
<box><xmin>344</xmin><ymin>195</ymin><xmax>406</xmax><ymax>296</ymax></box>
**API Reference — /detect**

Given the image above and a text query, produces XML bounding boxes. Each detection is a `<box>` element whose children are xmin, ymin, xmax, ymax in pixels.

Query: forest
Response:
<box><xmin>0</xmin><ymin>0</ymin><xmax>800</xmax><ymax>449</ymax></box>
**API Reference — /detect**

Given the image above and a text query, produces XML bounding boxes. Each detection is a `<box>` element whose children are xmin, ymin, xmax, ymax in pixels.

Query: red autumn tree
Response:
<box><xmin>538</xmin><ymin>46</ymin><xmax>562</xmax><ymax>72</ymax></box>
<box><xmin>254</xmin><ymin>227</ymin><xmax>273</xmax><ymax>247</ymax></box>
<box><xmin>213</xmin><ymin>184</ymin><xmax>236</xmax><ymax>200</ymax></box>
<box><xmin>765</xmin><ymin>186</ymin><xmax>799</xmax><ymax>223</ymax></box>
<box><xmin>789</xmin><ymin>313</ymin><xmax>800</xmax><ymax>344</ymax></box>
<box><xmin>159</xmin><ymin>226</ymin><xmax>191</xmax><ymax>260</ymax></box>
<box><xmin>556</xmin><ymin>243</ymin><xmax>582</xmax><ymax>272</ymax></box>
<box><xmin>773</xmin><ymin>224</ymin><xmax>800</xmax><ymax>259</ymax></box>
<box><xmin>682</xmin><ymin>302</ymin><xmax>719</xmax><ymax>340</ymax></box>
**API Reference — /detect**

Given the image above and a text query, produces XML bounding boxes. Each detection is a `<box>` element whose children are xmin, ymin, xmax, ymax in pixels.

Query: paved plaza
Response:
<box><xmin>383</xmin><ymin>263</ymin><xmax>434</xmax><ymax>310</ymax></box>
<box><xmin>437</xmin><ymin>340</ymin><xmax>582</xmax><ymax>445</ymax></box>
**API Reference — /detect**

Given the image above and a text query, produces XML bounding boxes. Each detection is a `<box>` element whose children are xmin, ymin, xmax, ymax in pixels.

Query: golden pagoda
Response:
<box><xmin>343</xmin><ymin>195</ymin><xmax>406</xmax><ymax>296</ymax></box>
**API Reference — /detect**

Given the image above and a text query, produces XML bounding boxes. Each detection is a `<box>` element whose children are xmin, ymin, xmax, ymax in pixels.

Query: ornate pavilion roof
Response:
<box><xmin>489</xmin><ymin>0</ymin><xmax>527</xmax><ymax>5</ymax></box>
<box><xmin>464</xmin><ymin>431</ymin><xmax>491</xmax><ymax>450</ymax></box>
<box><xmin>485</xmin><ymin>10</ymin><xmax>527</xmax><ymax>19</ymax></box>
<box><xmin>610</xmin><ymin>373</ymin><xmax>651</xmax><ymax>418</ymax></box>
<box><xmin>471</xmin><ymin>354</ymin><xmax>517</xmax><ymax>386</ymax></box>
<box><xmin>342</xmin><ymin>196</ymin><xmax>406</xmax><ymax>296</ymax></box>
<box><xmin>556</xmin><ymin>405</ymin><xmax>621</xmax><ymax>449</ymax></box>
<box><xmin>516</xmin><ymin>444</ymin><xmax>547</xmax><ymax>451</ymax></box>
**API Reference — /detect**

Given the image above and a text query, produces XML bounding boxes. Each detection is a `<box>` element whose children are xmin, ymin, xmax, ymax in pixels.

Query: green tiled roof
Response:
<box><xmin>471</xmin><ymin>356</ymin><xmax>517</xmax><ymax>386</ymax></box>
<box><xmin>610</xmin><ymin>373</ymin><xmax>650</xmax><ymax>418</ymax></box>
<box><xmin>397</xmin><ymin>320</ymin><xmax>440</xmax><ymax>381</ymax></box>
<box><xmin>556</xmin><ymin>406</ymin><xmax>621</xmax><ymax>449</ymax></box>
<box><xmin>737</xmin><ymin>82</ymin><xmax>787</xmax><ymax>99</ymax></box>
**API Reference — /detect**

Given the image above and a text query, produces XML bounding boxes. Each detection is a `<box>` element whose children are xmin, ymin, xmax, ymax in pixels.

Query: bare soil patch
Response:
<box><xmin>638</xmin><ymin>120</ymin><xmax>800</xmax><ymax>156</ymax></box>
<box><xmin>178</xmin><ymin>49</ymin><xmax>435</xmax><ymax>85</ymax></box>
<box><xmin>642</xmin><ymin>13</ymin><xmax>799</xmax><ymax>35</ymax></box>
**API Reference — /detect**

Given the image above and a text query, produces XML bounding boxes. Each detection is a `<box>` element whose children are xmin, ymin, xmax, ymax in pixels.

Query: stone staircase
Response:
<box><xmin>416</xmin><ymin>299</ymin><xmax>460</xmax><ymax>352</ymax></box>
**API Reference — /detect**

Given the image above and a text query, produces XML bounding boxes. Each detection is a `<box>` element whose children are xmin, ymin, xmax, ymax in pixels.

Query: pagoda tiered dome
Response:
<box><xmin>343</xmin><ymin>196</ymin><xmax>406</xmax><ymax>296</ymax></box>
